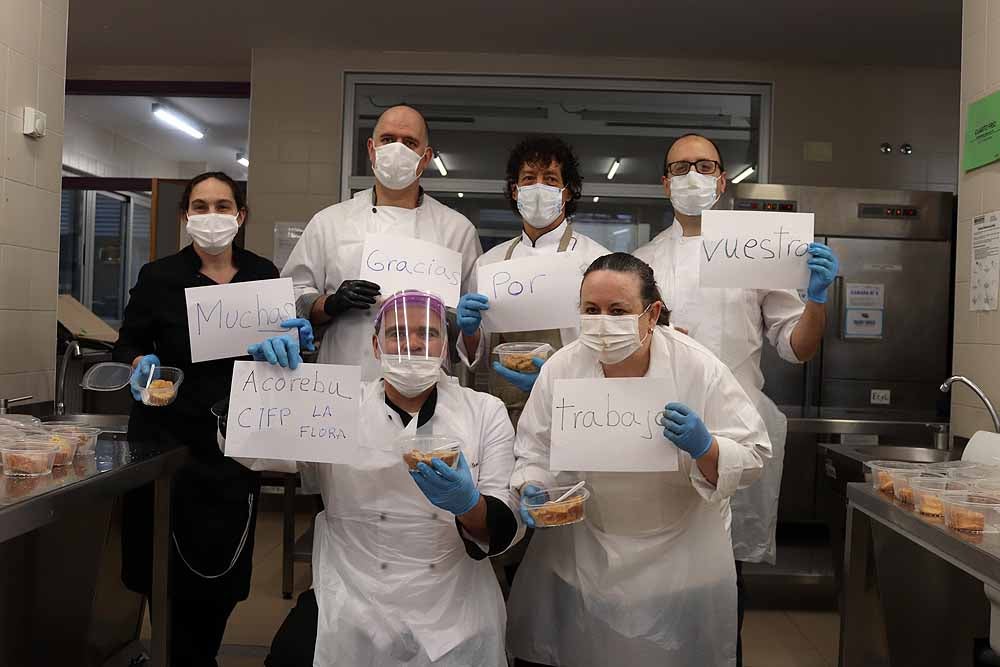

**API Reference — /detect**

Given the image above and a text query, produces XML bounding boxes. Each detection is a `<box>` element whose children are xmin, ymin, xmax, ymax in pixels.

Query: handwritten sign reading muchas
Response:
<box><xmin>699</xmin><ymin>210</ymin><xmax>814</xmax><ymax>289</ymax></box>
<box><xmin>185</xmin><ymin>278</ymin><xmax>296</xmax><ymax>363</ymax></box>
<box><xmin>550</xmin><ymin>377</ymin><xmax>679</xmax><ymax>472</ymax></box>
<box><xmin>359</xmin><ymin>233</ymin><xmax>463</xmax><ymax>307</ymax></box>
<box><xmin>478</xmin><ymin>254</ymin><xmax>582</xmax><ymax>333</ymax></box>
<box><xmin>224</xmin><ymin>361</ymin><xmax>361</xmax><ymax>464</ymax></box>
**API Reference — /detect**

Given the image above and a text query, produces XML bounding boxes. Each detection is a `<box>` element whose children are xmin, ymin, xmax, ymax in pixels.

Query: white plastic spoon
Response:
<box><xmin>551</xmin><ymin>480</ymin><xmax>586</xmax><ymax>504</ymax></box>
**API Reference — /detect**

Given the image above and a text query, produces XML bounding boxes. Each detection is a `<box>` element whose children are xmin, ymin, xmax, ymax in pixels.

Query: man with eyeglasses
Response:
<box><xmin>633</xmin><ymin>133</ymin><xmax>838</xmax><ymax>667</ymax></box>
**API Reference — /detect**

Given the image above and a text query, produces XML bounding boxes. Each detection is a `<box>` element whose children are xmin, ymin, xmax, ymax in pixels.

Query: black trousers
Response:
<box><xmin>265</xmin><ymin>588</ymin><xmax>319</xmax><ymax>667</ymax></box>
<box><xmin>154</xmin><ymin>595</ymin><xmax>238</xmax><ymax>667</ymax></box>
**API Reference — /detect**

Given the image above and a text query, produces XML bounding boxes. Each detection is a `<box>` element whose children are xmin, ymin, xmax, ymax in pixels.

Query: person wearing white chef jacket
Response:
<box><xmin>232</xmin><ymin>290</ymin><xmax>519</xmax><ymax>667</ymax></box>
<box><xmin>632</xmin><ymin>133</ymin><xmax>838</xmax><ymax>666</ymax></box>
<box><xmin>507</xmin><ymin>253</ymin><xmax>771</xmax><ymax>667</ymax></box>
<box><xmin>281</xmin><ymin>104</ymin><xmax>482</xmax><ymax>381</ymax></box>
<box><xmin>456</xmin><ymin>136</ymin><xmax>609</xmax><ymax>425</ymax></box>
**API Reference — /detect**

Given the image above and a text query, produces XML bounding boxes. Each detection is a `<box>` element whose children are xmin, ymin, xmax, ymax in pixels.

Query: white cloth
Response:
<box><xmin>507</xmin><ymin>327</ymin><xmax>770</xmax><ymax>667</ymax></box>
<box><xmin>233</xmin><ymin>375</ymin><xmax>517</xmax><ymax>667</ymax></box>
<box><xmin>633</xmin><ymin>220</ymin><xmax>805</xmax><ymax>563</ymax></box>
<box><xmin>282</xmin><ymin>188</ymin><xmax>482</xmax><ymax>381</ymax></box>
<box><xmin>456</xmin><ymin>221</ymin><xmax>610</xmax><ymax>367</ymax></box>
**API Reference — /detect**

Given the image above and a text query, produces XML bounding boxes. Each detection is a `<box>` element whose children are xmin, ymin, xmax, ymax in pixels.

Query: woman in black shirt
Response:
<box><xmin>114</xmin><ymin>172</ymin><xmax>280</xmax><ymax>666</ymax></box>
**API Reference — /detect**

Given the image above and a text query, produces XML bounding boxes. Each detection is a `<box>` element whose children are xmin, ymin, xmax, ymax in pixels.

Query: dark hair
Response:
<box><xmin>582</xmin><ymin>253</ymin><xmax>671</xmax><ymax>326</ymax></box>
<box><xmin>178</xmin><ymin>171</ymin><xmax>247</xmax><ymax>216</ymax></box>
<box><xmin>504</xmin><ymin>136</ymin><xmax>584</xmax><ymax>218</ymax></box>
<box><xmin>663</xmin><ymin>133</ymin><xmax>726</xmax><ymax>175</ymax></box>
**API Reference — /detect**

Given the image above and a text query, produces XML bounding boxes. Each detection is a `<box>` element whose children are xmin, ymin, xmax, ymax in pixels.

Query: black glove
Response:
<box><xmin>323</xmin><ymin>280</ymin><xmax>381</xmax><ymax>318</ymax></box>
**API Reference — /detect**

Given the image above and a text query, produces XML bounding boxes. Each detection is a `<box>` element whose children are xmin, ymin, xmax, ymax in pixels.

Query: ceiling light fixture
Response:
<box><xmin>457</xmin><ymin>192</ymin><xmax>464</xmax><ymax>198</ymax></box>
<box><xmin>236</xmin><ymin>153</ymin><xmax>249</xmax><ymax>168</ymax></box>
<box><xmin>151</xmin><ymin>103</ymin><xmax>204</xmax><ymax>140</ymax></box>
<box><xmin>731</xmin><ymin>166</ymin><xmax>755</xmax><ymax>184</ymax></box>
<box><xmin>606</xmin><ymin>159</ymin><xmax>621</xmax><ymax>180</ymax></box>
<box><xmin>593</xmin><ymin>196</ymin><xmax>600</xmax><ymax>203</ymax></box>
<box><xmin>433</xmin><ymin>153</ymin><xmax>448</xmax><ymax>176</ymax></box>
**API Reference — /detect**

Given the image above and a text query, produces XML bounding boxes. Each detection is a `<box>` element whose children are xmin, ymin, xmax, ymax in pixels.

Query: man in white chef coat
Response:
<box><xmin>632</xmin><ymin>133</ymin><xmax>838</xmax><ymax>667</ymax></box>
<box><xmin>281</xmin><ymin>104</ymin><xmax>482</xmax><ymax>380</ymax></box>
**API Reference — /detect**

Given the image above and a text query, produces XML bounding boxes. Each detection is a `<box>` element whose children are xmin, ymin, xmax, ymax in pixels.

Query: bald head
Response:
<box><xmin>664</xmin><ymin>133</ymin><xmax>725</xmax><ymax>175</ymax></box>
<box><xmin>373</xmin><ymin>105</ymin><xmax>429</xmax><ymax>148</ymax></box>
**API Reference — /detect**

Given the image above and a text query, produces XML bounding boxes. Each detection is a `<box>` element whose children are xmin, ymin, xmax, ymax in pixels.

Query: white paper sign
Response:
<box><xmin>700</xmin><ymin>210</ymin><xmax>814</xmax><ymax>289</ymax></box>
<box><xmin>478</xmin><ymin>254</ymin><xmax>582</xmax><ymax>333</ymax></box>
<box><xmin>185</xmin><ymin>278</ymin><xmax>296</xmax><ymax>363</ymax></box>
<box><xmin>845</xmin><ymin>283</ymin><xmax>884</xmax><ymax>309</ymax></box>
<box><xmin>844</xmin><ymin>309</ymin><xmax>884</xmax><ymax>338</ymax></box>
<box><xmin>224</xmin><ymin>361</ymin><xmax>361</xmax><ymax>464</ymax></box>
<box><xmin>971</xmin><ymin>212</ymin><xmax>1000</xmax><ymax>312</ymax></box>
<box><xmin>550</xmin><ymin>377</ymin><xmax>679</xmax><ymax>472</ymax></box>
<box><xmin>359</xmin><ymin>233</ymin><xmax>463</xmax><ymax>307</ymax></box>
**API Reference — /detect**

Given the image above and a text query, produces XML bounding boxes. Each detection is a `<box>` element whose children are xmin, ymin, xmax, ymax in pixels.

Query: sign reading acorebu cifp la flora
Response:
<box><xmin>965</xmin><ymin>90</ymin><xmax>1000</xmax><ymax>172</ymax></box>
<box><xmin>224</xmin><ymin>361</ymin><xmax>361</xmax><ymax>464</ymax></box>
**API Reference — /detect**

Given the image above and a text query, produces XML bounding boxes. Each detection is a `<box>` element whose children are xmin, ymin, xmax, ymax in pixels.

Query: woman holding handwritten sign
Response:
<box><xmin>506</xmin><ymin>253</ymin><xmax>770</xmax><ymax>667</ymax></box>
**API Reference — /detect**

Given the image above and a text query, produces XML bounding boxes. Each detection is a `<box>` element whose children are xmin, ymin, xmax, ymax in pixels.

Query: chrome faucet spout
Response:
<box><xmin>941</xmin><ymin>376</ymin><xmax>1000</xmax><ymax>433</ymax></box>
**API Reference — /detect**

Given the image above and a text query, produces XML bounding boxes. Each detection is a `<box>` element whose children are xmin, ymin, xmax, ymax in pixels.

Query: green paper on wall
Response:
<box><xmin>965</xmin><ymin>90</ymin><xmax>1000</xmax><ymax>172</ymax></box>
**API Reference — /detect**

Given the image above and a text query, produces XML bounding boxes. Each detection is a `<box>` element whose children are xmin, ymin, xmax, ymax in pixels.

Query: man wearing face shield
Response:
<box><xmin>237</xmin><ymin>290</ymin><xmax>520</xmax><ymax>667</ymax></box>
<box><xmin>455</xmin><ymin>137</ymin><xmax>610</xmax><ymax>424</ymax></box>
<box><xmin>281</xmin><ymin>105</ymin><xmax>482</xmax><ymax>380</ymax></box>
<box><xmin>632</xmin><ymin>134</ymin><xmax>839</xmax><ymax>665</ymax></box>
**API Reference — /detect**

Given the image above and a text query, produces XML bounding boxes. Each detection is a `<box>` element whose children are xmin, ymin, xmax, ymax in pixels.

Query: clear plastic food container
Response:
<box><xmin>44</xmin><ymin>425</ymin><xmax>101</xmax><ymax>456</ymax></box>
<box><xmin>523</xmin><ymin>484</ymin><xmax>591</xmax><ymax>528</ymax></box>
<box><xmin>0</xmin><ymin>415</ymin><xmax>41</xmax><ymax>428</ymax></box>
<box><xmin>399</xmin><ymin>435</ymin><xmax>462</xmax><ymax>471</ymax></box>
<box><xmin>892</xmin><ymin>471</ymin><xmax>946</xmax><ymax>505</ymax></box>
<box><xmin>1</xmin><ymin>442</ymin><xmax>58</xmax><ymax>477</ymax></box>
<box><xmin>946</xmin><ymin>464</ymin><xmax>1000</xmax><ymax>481</ymax></box>
<box><xmin>943</xmin><ymin>493</ymin><xmax>1000</xmax><ymax>534</ymax></box>
<box><xmin>927</xmin><ymin>460</ymin><xmax>981</xmax><ymax>473</ymax></box>
<box><xmin>492</xmin><ymin>342</ymin><xmax>554</xmax><ymax>373</ymax></box>
<box><xmin>864</xmin><ymin>460</ymin><xmax>926</xmax><ymax>496</ymax></box>
<box><xmin>911</xmin><ymin>478</ymin><xmax>971</xmax><ymax>516</ymax></box>
<box><xmin>19</xmin><ymin>433</ymin><xmax>77</xmax><ymax>466</ymax></box>
<box><xmin>139</xmin><ymin>367</ymin><xmax>184</xmax><ymax>407</ymax></box>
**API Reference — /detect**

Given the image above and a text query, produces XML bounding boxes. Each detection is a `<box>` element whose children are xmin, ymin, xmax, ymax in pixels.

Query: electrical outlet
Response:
<box><xmin>870</xmin><ymin>389</ymin><xmax>891</xmax><ymax>405</ymax></box>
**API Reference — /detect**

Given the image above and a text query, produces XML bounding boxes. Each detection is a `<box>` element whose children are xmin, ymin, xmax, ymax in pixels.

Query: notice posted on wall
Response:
<box><xmin>971</xmin><ymin>212</ymin><xmax>1000</xmax><ymax>312</ymax></box>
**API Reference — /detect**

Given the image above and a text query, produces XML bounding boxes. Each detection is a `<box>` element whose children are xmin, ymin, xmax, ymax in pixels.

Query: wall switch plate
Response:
<box><xmin>870</xmin><ymin>389</ymin><xmax>891</xmax><ymax>405</ymax></box>
<box><xmin>22</xmin><ymin>107</ymin><xmax>46</xmax><ymax>138</ymax></box>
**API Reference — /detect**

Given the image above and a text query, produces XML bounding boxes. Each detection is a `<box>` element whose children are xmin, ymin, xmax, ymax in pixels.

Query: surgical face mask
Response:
<box><xmin>380</xmin><ymin>355</ymin><xmax>441</xmax><ymax>398</ymax></box>
<box><xmin>186</xmin><ymin>213</ymin><xmax>240</xmax><ymax>255</ymax></box>
<box><xmin>578</xmin><ymin>304</ymin><xmax>654</xmax><ymax>365</ymax></box>
<box><xmin>373</xmin><ymin>142</ymin><xmax>425</xmax><ymax>190</ymax></box>
<box><xmin>669</xmin><ymin>171</ymin><xmax>721</xmax><ymax>217</ymax></box>
<box><xmin>516</xmin><ymin>183</ymin><xmax>565</xmax><ymax>229</ymax></box>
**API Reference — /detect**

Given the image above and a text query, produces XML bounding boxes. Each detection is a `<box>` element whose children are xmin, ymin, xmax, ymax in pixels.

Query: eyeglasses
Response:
<box><xmin>665</xmin><ymin>159</ymin><xmax>722</xmax><ymax>177</ymax></box>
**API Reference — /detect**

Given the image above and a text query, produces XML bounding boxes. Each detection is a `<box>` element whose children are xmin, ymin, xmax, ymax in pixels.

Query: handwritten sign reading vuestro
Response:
<box><xmin>185</xmin><ymin>278</ymin><xmax>296</xmax><ymax>363</ymax></box>
<box><xmin>359</xmin><ymin>233</ymin><xmax>462</xmax><ymax>307</ymax></box>
<box><xmin>550</xmin><ymin>377</ymin><xmax>679</xmax><ymax>472</ymax></box>
<box><xmin>478</xmin><ymin>254</ymin><xmax>582</xmax><ymax>333</ymax></box>
<box><xmin>699</xmin><ymin>210</ymin><xmax>814</xmax><ymax>289</ymax></box>
<box><xmin>224</xmin><ymin>361</ymin><xmax>361</xmax><ymax>464</ymax></box>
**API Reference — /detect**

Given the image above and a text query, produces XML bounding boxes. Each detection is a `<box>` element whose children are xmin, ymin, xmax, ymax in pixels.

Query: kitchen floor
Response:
<box><xmin>149</xmin><ymin>509</ymin><xmax>839</xmax><ymax>666</ymax></box>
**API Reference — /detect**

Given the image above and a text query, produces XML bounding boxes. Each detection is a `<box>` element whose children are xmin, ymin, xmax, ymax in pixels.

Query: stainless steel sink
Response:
<box><xmin>41</xmin><ymin>414</ymin><xmax>130</xmax><ymax>434</ymax></box>
<box><xmin>843</xmin><ymin>445</ymin><xmax>958</xmax><ymax>464</ymax></box>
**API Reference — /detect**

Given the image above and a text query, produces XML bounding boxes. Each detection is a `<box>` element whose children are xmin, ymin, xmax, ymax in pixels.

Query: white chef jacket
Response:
<box><xmin>634</xmin><ymin>220</ymin><xmax>805</xmax><ymax>563</ymax></box>
<box><xmin>506</xmin><ymin>327</ymin><xmax>770</xmax><ymax>667</ymax></box>
<box><xmin>456</xmin><ymin>220</ymin><xmax>610</xmax><ymax>368</ymax></box>
<box><xmin>282</xmin><ymin>188</ymin><xmax>482</xmax><ymax>381</ymax></box>
<box><xmin>232</xmin><ymin>374</ymin><xmax>518</xmax><ymax>666</ymax></box>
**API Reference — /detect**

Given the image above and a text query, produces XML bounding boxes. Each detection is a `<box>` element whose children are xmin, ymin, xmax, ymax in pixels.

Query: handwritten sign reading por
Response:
<box><xmin>224</xmin><ymin>361</ymin><xmax>361</xmax><ymax>464</ymax></box>
<box><xmin>359</xmin><ymin>233</ymin><xmax>462</xmax><ymax>307</ymax></box>
<box><xmin>478</xmin><ymin>254</ymin><xmax>582</xmax><ymax>333</ymax></box>
<box><xmin>550</xmin><ymin>377</ymin><xmax>679</xmax><ymax>472</ymax></box>
<box><xmin>185</xmin><ymin>278</ymin><xmax>296</xmax><ymax>363</ymax></box>
<box><xmin>700</xmin><ymin>210</ymin><xmax>814</xmax><ymax>289</ymax></box>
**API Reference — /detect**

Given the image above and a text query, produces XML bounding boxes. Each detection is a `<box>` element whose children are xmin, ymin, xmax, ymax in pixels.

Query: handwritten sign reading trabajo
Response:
<box><xmin>699</xmin><ymin>210</ymin><xmax>814</xmax><ymax>289</ymax></box>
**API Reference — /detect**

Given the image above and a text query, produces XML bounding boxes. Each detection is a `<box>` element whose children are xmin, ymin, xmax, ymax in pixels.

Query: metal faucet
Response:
<box><xmin>941</xmin><ymin>375</ymin><xmax>1000</xmax><ymax>433</ymax></box>
<box><xmin>0</xmin><ymin>395</ymin><xmax>32</xmax><ymax>415</ymax></box>
<box><xmin>55</xmin><ymin>340</ymin><xmax>81</xmax><ymax>416</ymax></box>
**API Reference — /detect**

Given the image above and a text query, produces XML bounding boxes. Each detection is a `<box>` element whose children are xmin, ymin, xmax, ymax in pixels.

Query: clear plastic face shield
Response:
<box><xmin>373</xmin><ymin>291</ymin><xmax>449</xmax><ymax>398</ymax></box>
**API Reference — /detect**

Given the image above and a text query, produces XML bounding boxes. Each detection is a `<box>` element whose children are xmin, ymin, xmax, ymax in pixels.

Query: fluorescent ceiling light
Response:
<box><xmin>236</xmin><ymin>153</ymin><xmax>249</xmax><ymax>168</ymax></box>
<box><xmin>152</xmin><ymin>103</ymin><xmax>204</xmax><ymax>139</ymax></box>
<box><xmin>731</xmin><ymin>166</ymin><xmax>755</xmax><ymax>184</ymax></box>
<box><xmin>457</xmin><ymin>192</ymin><xmax>464</xmax><ymax>198</ymax></box>
<box><xmin>592</xmin><ymin>196</ymin><xmax>600</xmax><ymax>203</ymax></box>
<box><xmin>607</xmin><ymin>159</ymin><xmax>621</xmax><ymax>180</ymax></box>
<box><xmin>433</xmin><ymin>154</ymin><xmax>448</xmax><ymax>176</ymax></box>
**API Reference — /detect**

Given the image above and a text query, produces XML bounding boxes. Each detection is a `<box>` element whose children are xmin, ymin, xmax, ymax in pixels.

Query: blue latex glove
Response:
<box><xmin>409</xmin><ymin>452</ymin><xmax>481</xmax><ymax>516</ymax></box>
<box><xmin>247</xmin><ymin>319</ymin><xmax>314</xmax><ymax>370</ymax></box>
<box><xmin>492</xmin><ymin>357</ymin><xmax>544</xmax><ymax>393</ymax></box>
<box><xmin>518</xmin><ymin>484</ymin><xmax>545</xmax><ymax>528</ymax></box>
<box><xmin>660</xmin><ymin>402</ymin><xmax>713</xmax><ymax>459</ymax></box>
<box><xmin>457</xmin><ymin>293</ymin><xmax>489</xmax><ymax>336</ymax></box>
<box><xmin>806</xmin><ymin>242</ymin><xmax>839</xmax><ymax>304</ymax></box>
<box><xmin>129</xmin><ymin>354</ymin><xmax>161</xmax><ymax>401</ymax></box>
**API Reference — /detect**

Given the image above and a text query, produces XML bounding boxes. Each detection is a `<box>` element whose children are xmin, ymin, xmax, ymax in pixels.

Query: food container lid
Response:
<box><xmin>81</xmin><ymin>362</ymin><xmax>134</xmax><ymax>391</ymax></box>
<box><xmin>524</xmin><ymin>484</ymin><xmax>591</xmax><ymax>506</ymax></box>
<box><xmin>397</xmin><ymin>434</ymin><xmax>463</xmax><ymax>453</ymax></box>
<box><xmin>1</xmin><ymin>441</ymin><xmax>58</xmax><ymax>453</ymax></box>
<box><xmin>492</xmin><ymin>342</ymin><xmax>554</xmax><ymax>357</ymax></box>
<box><xmin>0</xmin><ymin>415</ymin><xmax>41</xmax><ymax>428</ymax></box>
<box><xmin>865</xmin><ymin>460</ymin><xmax>926</xmax><ymax>471</ymax></box>
<box><xmin>927</xmin><ymin>460</ymin><xmax>980</xmax><ymax>471</ymax></box>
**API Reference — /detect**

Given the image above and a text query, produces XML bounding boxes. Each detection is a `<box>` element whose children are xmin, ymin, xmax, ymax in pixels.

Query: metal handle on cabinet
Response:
<box><xmin>834</xmin><ymin>276</ymin><xmax>845</xmax><ymax>340</ymax></box>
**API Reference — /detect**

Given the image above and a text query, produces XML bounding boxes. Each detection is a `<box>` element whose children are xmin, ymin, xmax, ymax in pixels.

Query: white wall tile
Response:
<box><xmin>0</xmin><ymin>0</ymin><xmax>40</xmax><ymax>62</ymax></box>
<box><xmin>959</xmin><ymin>167</ymin><xmax>984</xmax><ymax>222</ymax></box>
<box><xmin>0</xmin><ymin>309</ymin><xmax>55</xmax><ymax>374</ymax></box>
<box><xmin>951</xmin><ymin>402</ymin><xmax>995</xmax><ymax>439</ymax></box>
<box><xmin>6</xmin><ymin>47</ymin><xmax>37</xmax><ymax>119</ymax></box>
<box><xmin>278</xmin><ymin>134</ymin><xmax>311</xmax><ymax>162</ymax></box>
<box><xmin>0</xmin><ymin>44</ymin><xmax>7</xmax><ymax>114</ymax></box>
<box><xmin>1</xmin><ymin>177</ymin><xmax>57</xmax><ymax>251</ymax></box>
<box><xmin>38</xmin><ymin>1</ymin><xmax>66</xmax><ymax>76</ymax></box>
<box><xmin>4</xmin><ymin>111</ymin><xmax>37</xmax><ymax>185</ymax></box>
<box><xmin>963</xmin><ymin>29</ymin><xmax>987</xmax><ymax>103</ymax></box>
<box><xmin>0</xmin><ymin>370</ymin><xmax>54</xmax><ymax>403</ymax></box>
<box><xmin>307</xmin><ymin>162</ymin><xmax>336</xmax><ymax>196</ymax></box>
<box><xmin>968</xmin><ymin>0</ymin><xmax>988</xmax><ymax>38</ymax></box>
<box><xmin>36</xmin><ymin>65</ymin><xmax>62</xmax><ymax>133</ymax></box>
<box><xmin>0</xmin><ymin>245</ymin><xmax>56</xmax><ymax>309</ymax></box>
<box><xmin>957</xmin><ymin>219</ymin><xmax>972</xmax><ymax>283</ymax></box>
<box><xmin>34</xmin><ymin>129</ymin><xmax>60</xmax><ymax>192</ymax></box>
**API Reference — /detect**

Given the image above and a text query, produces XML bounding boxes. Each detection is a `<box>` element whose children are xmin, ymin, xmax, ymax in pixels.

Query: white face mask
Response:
<box><xmin>669</xmin><ymin>171</ymin><xmax>721</xmax><ymax>217</ymax></box>
<box><xmin>373</xmin><ymin>142</ymin><xmax>425</xmax><ymax>191</ymax></box>
<box><xmin>578</xmin><ymin>304</ymin><xmax>654</xmax><ymax>365</ymax></box>
<box><xmin>380</xmin><ymin>355</ymin><xmax>441</xmax><ymax>398</ymax></box>
<box><xmin>516</xmin><ymin>183</ymin><xmax>565</xmax><ymax>229</ymax></box>
<box><xmin>186</xmin><ymin>213</ymin><xmax>240</xmax><ymax>255</ymax></box>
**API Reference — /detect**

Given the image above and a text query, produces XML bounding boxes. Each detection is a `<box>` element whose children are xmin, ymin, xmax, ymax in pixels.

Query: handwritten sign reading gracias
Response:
<box><xmin>699</xmin><ymin>210</ymin><xmax>814</xmax><ymax>289</ymax></box>
<box><xmin>359</xmin><ymin>233</ymin><xmax>463</xmax><ymax>307</ymax></box>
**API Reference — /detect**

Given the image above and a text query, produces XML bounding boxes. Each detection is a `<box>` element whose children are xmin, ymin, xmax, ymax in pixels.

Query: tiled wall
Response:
<box><xmin>0</xmin><ymin>0</ymin><xmax>67</xmax><ymax>405</ymax></box>
<box><xmin>954</xmin><ymin>0</ymin><xmax>1000</xmax><ymax>437</ymax></box>
<box><xmin>63</xmin><ymin>109</ymin><xmax>182</xmax><ymax>178</ymax></box>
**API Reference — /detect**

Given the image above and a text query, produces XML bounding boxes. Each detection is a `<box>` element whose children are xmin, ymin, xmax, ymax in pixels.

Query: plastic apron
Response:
<box><xmin>310</xmin><ymin>383</ymin><xmax>507</xmax><ymax>667</ymax></box>
<box><xmin>507</xmin><ymin>466</ymin><xmax>738</xmax><ymax>666</ymax></box>
<box><xmin>487</xmin><ymin>223</ymin><xmax>574</xmax><ymax>427</ymax></box>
